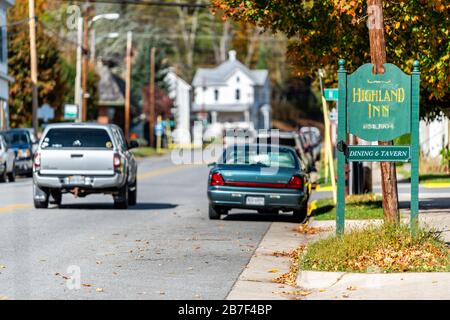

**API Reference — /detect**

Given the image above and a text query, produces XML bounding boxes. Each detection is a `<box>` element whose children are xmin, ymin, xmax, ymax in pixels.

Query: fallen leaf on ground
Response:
<box><xmin>282</xmin><ymin>290</ymin><xmax>311</xmax><ymax>296</ymax></box>
<box><xmin>0</xmin><ymin>265</ymin><xmax>6</xmax><ymax>269</ymax></box>
<box><xmin>96</xmin><ymin>288</ymin><xmax>104</xmax><ymax>293</ymax></box>
<box><xmin>347</xmin><ymin>286</ymin><xmax>357</xmax><ymax>291</ymax></box>
<box><xmin>267</xmin><ymin>268</ymin><xmax>279</xmax><ymax>273</ymax></box>
<box><xmin>82</xmin><ymin>284</ymin><xmax>93</xmax><ymax>287</ymax></box>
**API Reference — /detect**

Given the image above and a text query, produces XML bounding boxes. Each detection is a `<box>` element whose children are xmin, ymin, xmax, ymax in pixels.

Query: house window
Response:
<box><xmin>214</xmin><ymin>89</ymin><xmax>219</xmax><ymax>101</ymax></box>
<box><xmin>236</xmin><ymin>76</ymin><xmax>240</xmax><ymax>83</ymax></box>
<box><xmin>236</xmin><ymin>89</ymin><xmax>240</xmax><ymax>101</ymax></box>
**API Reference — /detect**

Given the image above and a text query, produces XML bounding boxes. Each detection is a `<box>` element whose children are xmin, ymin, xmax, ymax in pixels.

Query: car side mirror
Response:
<box><xmin>128</xmin><ymin>140</ymin><xmax>139</xmax><ymax>150</ymax></box>
<box><xmin>208</xmin><ymin>162</ymin><xmax>216</xmax><ymax>167</ymax></box>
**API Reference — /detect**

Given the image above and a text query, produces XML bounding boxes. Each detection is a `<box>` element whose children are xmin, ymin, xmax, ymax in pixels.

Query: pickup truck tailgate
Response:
<box><xmin>40</xmin><ymin>149</ymin><xmax>115</xmax><ymax>176</ymax></box>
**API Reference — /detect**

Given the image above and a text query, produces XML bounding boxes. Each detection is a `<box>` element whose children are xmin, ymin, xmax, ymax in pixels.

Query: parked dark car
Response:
<box><xmin>0</xmin><ymin>128</ymin><xmax>38</xmax><ymax>176</ymax></box>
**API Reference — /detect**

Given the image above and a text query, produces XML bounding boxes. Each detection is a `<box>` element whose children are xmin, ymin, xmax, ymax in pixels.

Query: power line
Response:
<box><xmin>56</xmin><ymin>0</ymin><xmax>210</xmax><ymax>8</ymax></box>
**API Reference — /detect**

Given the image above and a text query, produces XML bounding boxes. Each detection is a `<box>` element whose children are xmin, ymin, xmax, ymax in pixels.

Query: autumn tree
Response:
<box><xmin>7</xmin><ymin>0</ymin><xmax>65</xmax><ymax>127</ymax></box>
<box><xmin>212</xmin><ymin>0</ymin><xmax>450</xmax><ymax>119</ymax></box>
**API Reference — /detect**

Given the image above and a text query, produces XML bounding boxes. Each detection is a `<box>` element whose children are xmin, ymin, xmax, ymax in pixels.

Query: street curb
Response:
<box><xmin>297</xmin><ymin>271</ymin><xmax>450</xmax><ymax>290</ymax></box>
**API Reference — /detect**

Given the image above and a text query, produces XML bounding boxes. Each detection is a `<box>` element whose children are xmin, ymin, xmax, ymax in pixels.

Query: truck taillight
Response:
<box><xmin>210</xmin><ymin>172</ymin><xmax>225</xmax><ymax>186</ymax></box>
<box><xmin>287</xmin><ymin>175</ymin><xmax>303</xmax><ymax>189</ymax></box>
<box><xmin>113</xmin><ymin>153</ymin><xmax>121</xmax><ymax>170</ymax></box>
<box><xmin>34</xmin><ymin>152</ymin><xmax>41</xmax><ymax>170</ymax></box>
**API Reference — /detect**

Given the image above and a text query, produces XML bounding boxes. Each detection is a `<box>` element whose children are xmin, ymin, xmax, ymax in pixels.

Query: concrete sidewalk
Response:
<box><xmin>227</xmin><ymin>212</ymin><xmax>450</xmax><ymax>300</ymax></box>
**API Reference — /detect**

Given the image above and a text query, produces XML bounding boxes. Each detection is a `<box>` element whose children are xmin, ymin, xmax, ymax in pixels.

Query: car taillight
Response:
<box><xmin>34</xmin><ymin>152</ymin><xmax>41</xmax><ymax>170</ymax></box>
<box><xmin>113</xmin><ymin>153</ymin><xmax>121</xmax><ymax>170</ymax></box>
<box><xmin>210</xmin><ymin>172</ymin><xmax>225</xmax><ymax>186</ymax></box>
<box><xmin>287</xmin><ymin>175</ymin><xmax>303</xmax><ymax>189</ymax></box>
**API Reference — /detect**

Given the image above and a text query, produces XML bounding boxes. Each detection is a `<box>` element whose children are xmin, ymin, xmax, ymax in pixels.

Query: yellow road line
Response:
<box><xmin>138</xmin><ymin>164</ymin><xmax>195</xmax><ymax>180</ymax></box>
<box><xmin>315</xmin><ymin>185</ymin><xmax>333</xmax><ymax>192</ymax></box>
<box><xmin>0</xmin><ymin>165</ymin><xmax>196</xmax><ymax>214</ymax></box>
<box><xmin>0</xmin><ymin>204</ymin><xmax>31</xmax><ymax>213</ymax></box>
<box><xmin>422</xmin><ymin>182</ymin><xmax>450</xmax><ymax>189</ymax></box>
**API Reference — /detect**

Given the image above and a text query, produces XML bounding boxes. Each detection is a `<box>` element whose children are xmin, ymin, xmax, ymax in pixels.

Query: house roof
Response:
<box><xmin>97</xmin><ymin>63</ymin><xmax>138</xmax><ymax>110</ymax></box>
<box><xmin>192</xmin><ymin>51</ymin><xmax>269</xmax><ymax>87</ymax></box>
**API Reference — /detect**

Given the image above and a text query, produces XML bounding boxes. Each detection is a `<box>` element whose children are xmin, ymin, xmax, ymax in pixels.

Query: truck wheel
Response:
<box><xmin>114</xmin><ymin>183</ymin><xmax>129</xmax><ymax>209</ymax></box>
<box><xmin>293</xmin><ymin>205</ymin><xmax>308</xmax><ymax>224</ymax></box>
<box><xmin>8</xmin><ymin>167</ymin><xmax>16</xmax><ymax>182</ymax></box>
<box><xmin>0</xmin><ymin>168</ymin><xmax>6</xmax><ymax>183</ymax></box>
<box><xmin>33</xmin><ymin>183</ymin><xmax>49</xmax><ymax>209</ymax></box>
<box><xmin>208</xmin><ymin>204</ymin><xmax>222</xmax><ymax>220</ymax></box>
<box><xmin>50</xmin><ymin>190</ymin><xmax>62</xmax><ymax>206</ymax></box>
<box><xmin>128</xmin><ymin>180</ymin><xmax>137</xmax><ymax>206</ymax></box>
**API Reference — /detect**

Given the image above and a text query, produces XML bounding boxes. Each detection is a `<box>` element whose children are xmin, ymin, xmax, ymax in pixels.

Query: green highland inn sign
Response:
<box><xmin>336</xmin><ymin>60</ymin><xmax>420</xmax><ymax>237</ymax></box>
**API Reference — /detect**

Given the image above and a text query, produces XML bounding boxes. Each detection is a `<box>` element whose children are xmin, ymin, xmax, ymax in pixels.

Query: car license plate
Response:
<box><xmin>246</xmin><ymin>196</ymin><xmax>265</xmax><ymax>206</ymax></box>
<box><xmin>67</xmin><ymin>175</ymin><xmax>85</xmax><ymax>185</ymax></box>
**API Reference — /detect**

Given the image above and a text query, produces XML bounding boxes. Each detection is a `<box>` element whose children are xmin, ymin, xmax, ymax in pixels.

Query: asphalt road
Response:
<box><xmin>0</xmin><ymin>155</ymin><xmax>298</xmax><ymax>300</ymax></box>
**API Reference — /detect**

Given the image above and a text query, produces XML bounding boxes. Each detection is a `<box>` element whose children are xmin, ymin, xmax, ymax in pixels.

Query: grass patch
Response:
<box><xmin>312</xmin><ymin>194</ymin><xmax>383</xmax><ymax>221</ymax></box>
<box><xmin>131</xmin><ymin>147</ymin><xmax>166</xmax><ymax>158</ymax></box>
<box><xmin>299</xmin><ymin>223</ymin><xmax>450</xmax><ymax>273</ymax></box>
<box><xmin>398</xmin><ymin>170</ymin><xmax>450</xmax><ymax>184</ymax></box>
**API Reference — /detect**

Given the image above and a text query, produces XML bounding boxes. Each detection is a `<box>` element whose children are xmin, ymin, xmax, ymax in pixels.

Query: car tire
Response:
<box><xmin>0</xmin><ymin>168</ymin><xmax>6</xmax><ymax>183</ymax></box>
<box><xmin>114</xmin><ymin>183</ymin><xmax>129</xmax><ymax>209</ymax></box>
<box><xmin>293</xmin><ymin>205</ymin><xmax>308</xmax><ymax>223</ymax></box>
<box><xmin>50</xmin><ymin>190</ymin><xmax>62</xmax><ymax>206</ymax></box>
<box><xmin>208</xmin><ymin>204</ymin><xmax>222</xmax><ymax>220</ymax></box>
<box><xmin>7</xmin><ymin>167</ymin><xmax>16</xmax><ymax>183</ymax></box>
<box><xmin>33</xmin><ymin>183</ymin><xmax>49</xmax><ymax>209</ymax></box>
<box><xmin>128</xmin><ymin>180</ymin><xmax>137</xmax><ymax>206</ymax></box>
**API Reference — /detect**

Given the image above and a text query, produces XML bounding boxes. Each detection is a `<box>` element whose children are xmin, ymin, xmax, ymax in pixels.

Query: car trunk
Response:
<box><xmin>39</xmin><ymin>149</ymin><xmax>115</xmax><ymax>176</ymax></box>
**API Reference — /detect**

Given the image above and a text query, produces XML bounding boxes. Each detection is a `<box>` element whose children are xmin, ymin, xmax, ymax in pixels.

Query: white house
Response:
<box><xmin>420</xmin><ymin>115</ymin><xmax>449</xmax><ymax>159</ymax></box>
<box><xmin>192</xmin><ymin>50</ymin><xmax>271</xmax><ymax>130</ymax></box>
<box><xmin>165</xmin><ymin>70</ymin><xmax>192</xmax><ymax>145</ymax></box>
<box><xmin>0</xmin><ymin>0</ymin><xmax>14</xmax><ymax>130</ymax></box>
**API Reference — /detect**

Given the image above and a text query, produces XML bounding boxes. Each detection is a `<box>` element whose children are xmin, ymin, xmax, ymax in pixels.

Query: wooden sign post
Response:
<box><xmin>337</xmin><ymin>59</ymin><xmax>420</xmax><ymax>236</ymax></box>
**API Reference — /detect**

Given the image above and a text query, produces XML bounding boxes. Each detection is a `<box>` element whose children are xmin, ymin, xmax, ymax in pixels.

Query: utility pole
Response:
<box><xmin>28</xmin><ymin>0</ymin><xmax>39</xmax><ymax>133</ymax></box>
<box><xmin>367</xmin><ymin>0</ymin><xmax>399</xmax><ymax>223</ymax></box>
<box><xmin>81</xmin><ymin>5</ymin><xmax>93</xmax><ymax>122</ymax></box>
<box><xmin>149</xmin><ymin>47</ymin><xmax>156</xmax><ymax>147</ymax></box>
<box><xmin>75</xmin><ymin>16</ymin><xmax>83</xmax><ymax>122</ymax></box>
<box><xmin>124</xmin><ymin>31</ymin><xmax>133</xmax><ymax>140</ymax></box>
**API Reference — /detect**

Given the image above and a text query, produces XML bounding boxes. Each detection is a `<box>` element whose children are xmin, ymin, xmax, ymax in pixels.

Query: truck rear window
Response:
<box><xmin>41</xmin><ymin>128</ymin><xmax>114</xmax><ymax>149</ymax></box>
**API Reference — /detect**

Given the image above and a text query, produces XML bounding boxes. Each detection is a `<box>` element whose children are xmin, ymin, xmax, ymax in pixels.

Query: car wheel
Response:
<box><xmin>33</xmin><ymin>183</ymin><xmax>49</xmax><ymax>209</ymax></box>
<box><xmin>293</xmin><ymin>205</ymin><xmax>308</xmax><ymax>223</ymax></box>
<box><xmin>208</xmin><ymin>204</ymin><xmax>222</xmax><ymax>220</ymax></box>
<box><xmin>0</xmin><ymin>168</ymin><xmax>6</xmax><ymax>183</ymax></box>
<box><xmin>7</xmin><ymin>167</ymin><xmax>16</xmax><ymax>182</ymax></box>
<box><xmin>50</xmin><ymin>190</ymin><xmax>62</xmax><ymax>206</ymax></box>
<box><xmin>128</xmin><ymin>180</ymin><xmax>137</xmax><ymax>206</ymax></box>
<box><xmin>114</xmin><ymin>183</ymin><xmax>129</xmax><ymax>209</ymax></box>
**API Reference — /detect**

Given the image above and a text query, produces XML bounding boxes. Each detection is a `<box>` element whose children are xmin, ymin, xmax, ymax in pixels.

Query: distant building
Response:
<box><xmin>96</xmin><ymin>61</ymin><xmax>138</xmax><ymax>129</ymax></box>
<box><xmin>0</xmin><ymin>0</ymin><xmax>15</xmax><ymax>130</ymax></box>
<box><xmin>420</xmin><ymin>116</ymin><xmax>449</xmax><ymax>159</ymax></box>
<box><xmin>165</xmin><ymin>70</ymin><xmax>191</xmax><ymax>144</ymax></box>
<box><xmin>192</xmin><ymin>50</ymin><xmax>271</xmax><ymax>130</ymax></box>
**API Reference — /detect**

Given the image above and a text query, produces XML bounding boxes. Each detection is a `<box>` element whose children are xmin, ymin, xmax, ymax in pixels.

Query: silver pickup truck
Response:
<box><xmin>33</xmin><ymin>123</ymin><xmax>138</xmax><ymax>209</ymax></box>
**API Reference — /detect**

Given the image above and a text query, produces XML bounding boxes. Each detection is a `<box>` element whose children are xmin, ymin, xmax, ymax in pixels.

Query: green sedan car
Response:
<box><xmin>207</xmin><ymin>144</ymin><xmax>311</xmax><ymax>222</ymax></box>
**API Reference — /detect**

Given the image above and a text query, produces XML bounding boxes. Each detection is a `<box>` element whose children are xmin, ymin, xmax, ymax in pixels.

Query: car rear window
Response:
<box><xmin>3</xmin><ymin>132</ymin><xmax>29</xmax><ymax>145</ymax></box>
<box><xmin>223</xmin><ymin>147</ymin><xmax>298</xmax><ymax>169</ymax></box>
<box><xmin>41</xmin><ymin>128</ymin><xmax>114</xmax><ymax>149</ymax></box>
